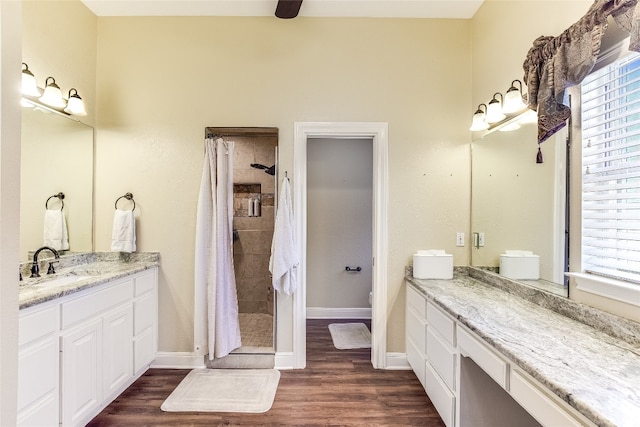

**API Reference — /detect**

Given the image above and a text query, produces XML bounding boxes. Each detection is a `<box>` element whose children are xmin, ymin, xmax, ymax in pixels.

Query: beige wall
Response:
<box><xmin>22</xmin><ymin>1</ymin><xmax>97</xmax><ymax>126</ymax></box>
<box><xmin>1</xmin><ymin>2</ymin><xmax>22</xmax><ymax>424</ymax></box>
<box><xmin>94</xmin><ymin>16</ymin><xmax>472</xmax><ymax>353</ymax></box>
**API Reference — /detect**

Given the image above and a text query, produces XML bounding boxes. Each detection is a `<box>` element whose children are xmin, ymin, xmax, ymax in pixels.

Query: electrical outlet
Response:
<box><xmin>456</xmin><ymin>232</ymin><xmax>464</xmax><ymax>247</ymax></box>
<box><xmin>479</xmin><ymin>232</ymin><xmax>485</xmax><ymax>247</ymax></box>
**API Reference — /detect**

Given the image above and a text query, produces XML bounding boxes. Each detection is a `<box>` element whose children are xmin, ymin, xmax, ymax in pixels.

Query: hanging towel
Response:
<box><xmin>43</xmin><ymin>208</ymin><xmax>69</xmax><ymax>250</ymax></box>
<box><xmin>269</xmin><ymin>177</ymin><xmax>299</xmax><ymax>295</ymax></box>
<box><xmin>111</xmin><ymin>209</ymin><xmax>136</xmax><ymax>253</ymax></box>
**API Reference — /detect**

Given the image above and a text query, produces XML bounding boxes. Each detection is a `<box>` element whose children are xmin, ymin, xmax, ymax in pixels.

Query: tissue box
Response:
<box><xmin>413</xmin><ymin>250</ymin><xmax>453</xmax><ymax>279</ymax></box>
<box><xmin>499</xmin><ymin>250</ymin><xmax>540</xmax><ymax>280</ymax></box>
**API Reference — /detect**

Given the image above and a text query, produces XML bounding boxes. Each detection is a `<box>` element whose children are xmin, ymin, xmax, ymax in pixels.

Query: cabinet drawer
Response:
<box><xmin>406</xmin><ymin>338</ymin><xmax>426</xmax><ymax>390</ymax></box>
<box><xmin>19</xmin><ymin>304</ymin><xmax>58</xmax><ymax>346</ymax></box>
<box><xmin>135</xmin><ymin>271</ymin><xmax>155</xmax><ymax>296</ymax></box>
<box><xmin>61</xmin><ymin>280</ymin><xmax>133</xmax><ymax>329</ymax></box>
<box><xmin>425</xmin><ymin>360</ymin><xmax>455</xmax><ymax>427</ymax></box>
<box><xmin>406</xmin><ymin>285</ymin><xmax>426</xmax><ymax>319</ymax></box>
<box><xmin>457</xmin><ymin>326</ymin><xmax>508</xmax><ymax>389</ymax></box>
<box><xmin>426</xmin><ymin>326</ymin><xmax>456</xmax><ymax>390</ymax></box>
<box><xmin>427</xmin><ymin>301</ymin><xmax>455</xmax><ymax>346</ymax></box>
<box><xmin>510</xmin><ymin>368</ymin><xmax>587</xmax><ymax>427</ymax></box>
<box><xmin>406</xmin><ymin>306</ymin><xmax>427</xmax><ymax>354</ymax></box>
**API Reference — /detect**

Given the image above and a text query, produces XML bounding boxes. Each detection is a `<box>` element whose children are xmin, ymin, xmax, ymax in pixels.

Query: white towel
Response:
<box><xmin>111</xmin><ymin>209</ymin><xmax>136</xmax><ymax>253</ymax></box>
<box><xmin>269</xmin><ymin>177</ymin><xmax>299</xmax><ymax>295</ymax></box>
<box><xmin>43</xmin><ymin>209</ymin><xmax>69</xmax><ymax>250</ymax></box>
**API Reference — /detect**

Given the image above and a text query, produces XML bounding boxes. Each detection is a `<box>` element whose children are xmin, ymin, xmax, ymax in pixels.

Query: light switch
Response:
<box><xmin>456</xmin><ymin>232</ymin><xmax>464</xmax><ymax>247</ymax></box>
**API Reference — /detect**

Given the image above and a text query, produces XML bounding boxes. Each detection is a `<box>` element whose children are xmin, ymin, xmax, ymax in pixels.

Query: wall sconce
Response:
<box><xmin>503</xmin><ymin>80</ymin><xmax>527</xmax><ymax>114</ymax></box>
<box><xmin>21</xmin><ymin>62</ymin><xmax>87</xmax><ymax>117</ymax></box>
<box><xmin>486</xmin><ymin>93</ymin><xmax>506</xmax><ymax>123</ymax></box>
<box><xmin>21</xmin><ymin>63</ymin><xmax>40</xmax><ymax>97</ymax></box>
<box><xmin>39</xmin><ymin>77</ymin><xmax>66</xmax><ymax>108</ymax></box>
<box><xmin>469</xmin><ymin>103</ymin><xmax>489</xmax><ymax>131</ymax></box>
<box><xmin>64</xmin><ymin>88</ymin><xmax>87</xmax><ymax>116</ymax></box>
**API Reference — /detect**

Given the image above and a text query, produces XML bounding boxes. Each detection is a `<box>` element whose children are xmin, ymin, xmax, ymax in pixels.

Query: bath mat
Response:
<box><xmin>161</xmin><ymin>368</ymin><xmax>280</xmax><ymax>413</ymax></box>
<box><xmin>328</xmin><ymin>322</ymin><xmax>372</xmax><ymax>349</ymax></box>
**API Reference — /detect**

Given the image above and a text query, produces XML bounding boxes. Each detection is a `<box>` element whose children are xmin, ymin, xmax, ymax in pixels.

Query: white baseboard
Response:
<box><xmin>307</xmin><ymin>307</ymin><xmax>372</xmax><ymax>319</ymax></box>
<box><xmin>274</xmin><ymin>352</ymin><xmax>294</xmax><ymax>370</ymax></box>
<box><xmin>385</xmin><ymin>352</ymin><xmax>410</xmax><ymax>370</ymax></box>
<box><xmin>151</xmin><ymin>352</ymin><xmax>205</xmax><ymax>369</ymax></box>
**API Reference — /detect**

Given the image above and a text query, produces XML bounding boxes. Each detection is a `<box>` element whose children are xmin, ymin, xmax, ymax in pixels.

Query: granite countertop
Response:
<box><xmin>19</xmin><ymin>252</ymin><xmax>160</xmax><ymax>310</ymax></box>
<box><xmin>406</xmin><ymin>269</ymin><xmax>640</xmax><ymax>427</ymax></box>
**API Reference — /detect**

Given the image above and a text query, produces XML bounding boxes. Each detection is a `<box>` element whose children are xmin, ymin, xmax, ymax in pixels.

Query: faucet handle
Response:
<box><xmin>47</xmin><ymin>261</ymin><xmax>59</xmax><ymax>275</ymax></box>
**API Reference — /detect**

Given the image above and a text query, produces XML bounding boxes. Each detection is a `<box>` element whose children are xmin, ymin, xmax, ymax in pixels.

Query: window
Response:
<box><xmin>580</xmin><ymin>52</ymin><xmax>640</xmax><ymax>284</ymax></box>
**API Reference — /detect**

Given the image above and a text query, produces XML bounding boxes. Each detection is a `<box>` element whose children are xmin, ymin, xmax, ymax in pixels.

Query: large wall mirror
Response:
<box><xmin>471</xmin><ymin>118</ymin><xmax>569</xmax><ymax>297</ymax></box>
<box><xmin>20</xmin><ymin>107</ymin><xmax>94</xmax><ymax>261</ymax></box>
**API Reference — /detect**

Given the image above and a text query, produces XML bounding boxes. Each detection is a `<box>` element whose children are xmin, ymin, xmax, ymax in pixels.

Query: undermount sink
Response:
<box><xmin>37</xmin><ymin>274</ymin><xmax>93</xmax><ymax>287</ymax></box>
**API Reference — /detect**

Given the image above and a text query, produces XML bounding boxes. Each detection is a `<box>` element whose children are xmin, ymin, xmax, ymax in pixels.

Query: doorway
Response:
<box><xmin>306</xmin><ymin>137</ymin><xmax>373</xmax><ymax>318</ymax></box>
<box><xmin>292</xmin><ymin>122</ymin><xmax>388</xmax><ymax>369</ymax></box>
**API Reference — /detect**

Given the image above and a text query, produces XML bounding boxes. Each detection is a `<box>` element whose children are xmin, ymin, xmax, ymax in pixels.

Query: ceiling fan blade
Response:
<box><xmin>275</xmin><ymin>0</ymin><xmax>303</xmax><ymax>19</ymax></box>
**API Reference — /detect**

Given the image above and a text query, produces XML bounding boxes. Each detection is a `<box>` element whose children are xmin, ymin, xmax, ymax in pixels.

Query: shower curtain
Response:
<box><xmin>194</xmin><ymin>137</ymin><xmax>241</xmax><ymax>360</ymax></box>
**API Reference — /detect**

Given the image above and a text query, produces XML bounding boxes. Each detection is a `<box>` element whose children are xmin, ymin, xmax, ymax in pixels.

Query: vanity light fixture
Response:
<box><xmin>21</xmin><ymin>63</ymin><xmax>40</xmax><ymax>97</ymax></box>
<box><xmin>503</xmin><ymin>80</ymin><xmax>527</xmax><ymax>114</ymax></box>
<box><xmin>39</xmin><ymin>77</ymin><xmax>66</xmax><ymax>109</ymax></box>
<box><xmin>21</xmin><ymin>63</ymin><xmax>88</xmax><ymax>117</ymax></box>
<box><xmin>485</xmin><ymin>92</ymin><xmax>506</xmax><ymax>123</ymax></box>
<box><xmin>469</xmin><ymin>103</ymin><xmax>489</xmax><ymax>131</ymax></box>
<box><xmin>64</xmin><ymin>88</ymin><xmax>87</xmax><ymax>116</ymax></box>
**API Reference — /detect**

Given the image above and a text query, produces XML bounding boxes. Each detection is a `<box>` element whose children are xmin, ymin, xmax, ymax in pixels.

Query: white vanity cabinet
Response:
<box><xmin>18</xmin><ymin>266</ymin><xmax>158</xmax><ymax>427</ymax></box>
<box><xmin>405</xmin><ymin>282</ymin><xmax>598</xmax><ymax>427</ymax></box>
<box><xmin>17</xmin><ymin>302</ymin><xmax>60</xmax><ymax>426</ymax></box>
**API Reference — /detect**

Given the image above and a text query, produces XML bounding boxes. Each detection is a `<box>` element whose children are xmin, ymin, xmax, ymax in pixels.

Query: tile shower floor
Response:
<box><xmin>236</xmin><ymin>313</ymin><xmax>274</xmax><ymax>352</ymax></box>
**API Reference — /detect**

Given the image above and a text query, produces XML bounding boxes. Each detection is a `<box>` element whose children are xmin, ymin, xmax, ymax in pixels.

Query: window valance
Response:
<box><xmin>523</xmin><ymin>0</ymin><xmax>640</xmax><ymax>144</ymax></box>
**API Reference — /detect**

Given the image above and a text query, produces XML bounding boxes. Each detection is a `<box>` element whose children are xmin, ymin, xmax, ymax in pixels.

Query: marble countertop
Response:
<box><xmin>19</xmin><ymin>252</ymin><xmax>160</xmax><ymax>309</ymax></box>
<box><xmin>406</xmin><ymin>270</ymin><xmax>640</xmax><ymax>427</ymax></box>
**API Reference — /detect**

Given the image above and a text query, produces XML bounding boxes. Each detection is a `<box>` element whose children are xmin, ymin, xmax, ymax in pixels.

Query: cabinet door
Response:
<box><xmin>103</xmin><ymin>304</ymin><xmax>133</xmax><ymax>400</ymax></box>
<box><xmin>17</xmin><ymin>336</ymin><xmax>59</xmax><ymax>426</ymax></box>
<box><xmin>61</xmin><ymin>318</ymin><xmax>102</xmax><ymax>427</ymax></box>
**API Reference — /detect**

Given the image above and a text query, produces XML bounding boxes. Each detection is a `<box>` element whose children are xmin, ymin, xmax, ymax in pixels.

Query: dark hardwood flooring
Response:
<box><xmin>88</xmin><ymin>319</ymin><xmax>445</xmax><ymax>426</ymax></box>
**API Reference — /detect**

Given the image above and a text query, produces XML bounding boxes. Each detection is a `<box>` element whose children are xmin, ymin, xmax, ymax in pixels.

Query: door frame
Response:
<box><xmin>292</xmin><ymin>122</ymin><xmax>388</xmax><ymax>369</ymax></box>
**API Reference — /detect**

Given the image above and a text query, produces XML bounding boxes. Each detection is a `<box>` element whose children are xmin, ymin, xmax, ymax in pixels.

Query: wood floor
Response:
<box><xmin>87</xmin><ymin>319</ymin><xmax>445</xmax><ymax>426</ymax></box>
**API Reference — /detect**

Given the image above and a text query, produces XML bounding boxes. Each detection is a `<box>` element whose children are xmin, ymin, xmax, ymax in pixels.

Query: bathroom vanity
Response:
<box><xmin>17</xmin><ymin>252</ymin><xmax>159</xmax><ymax>427</ymax></box>
<box><xmin>405</xmin><ymin>267</ymin><xmax>640</xmax><ymax>427</ymax></box>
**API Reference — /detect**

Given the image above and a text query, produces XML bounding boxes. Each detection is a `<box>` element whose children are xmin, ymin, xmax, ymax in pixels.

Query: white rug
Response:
<box><xmin>328</xmin><ymin>322</ymin><xmax>372</xmax><ymax>349</ymax></box>
<box><xmin>161</xmin><ymin>369</ymin><xmax>280</xmax><ymax>413</ymax></box>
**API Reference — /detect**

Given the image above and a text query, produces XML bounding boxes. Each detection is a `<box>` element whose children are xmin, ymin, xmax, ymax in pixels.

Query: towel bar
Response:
<box><xmin>45</xmin><ymin>192</ymin><xmax>64</xmax><ymax>210</ymax></box>
<box><xmin>115</xmin><ymin>192</ymin><xmax>136</xmax><ymax>211</ymax></box>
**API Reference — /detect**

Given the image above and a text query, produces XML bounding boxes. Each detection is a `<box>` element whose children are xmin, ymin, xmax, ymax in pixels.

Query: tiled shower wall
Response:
<box><xmin>232</xmin><ymin>136</ymin><xmax>276</xmax><ymax>316</ymax></box>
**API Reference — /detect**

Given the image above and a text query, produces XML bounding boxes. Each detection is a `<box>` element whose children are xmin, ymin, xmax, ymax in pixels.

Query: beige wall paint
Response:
<box><xmin>22</xmin><ymin>1</ymin><xmax>97</xmax><ymax>126</ymax></box>
<box><xmin>1</xmin><ymin>2</ymin><xmax>22</xmax><ymax>423</ymax></box>
<box><xmin>94</xmin><ymin>16</ymin><xmax>472</xmax><ymax>353</ymax></box>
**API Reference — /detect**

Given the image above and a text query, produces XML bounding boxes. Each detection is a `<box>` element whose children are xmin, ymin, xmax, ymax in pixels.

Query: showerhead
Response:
<box><xmin>250</xmin><ymin>163</ymin><xmax>276</xmax><ymax>176</ymax></box>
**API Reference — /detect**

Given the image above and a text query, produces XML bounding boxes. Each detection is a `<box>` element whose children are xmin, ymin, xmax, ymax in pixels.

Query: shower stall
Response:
<box><xmin>205</xmin><ymin>127</ymin><xmax>277</xmax><ymax>361</ymax></box>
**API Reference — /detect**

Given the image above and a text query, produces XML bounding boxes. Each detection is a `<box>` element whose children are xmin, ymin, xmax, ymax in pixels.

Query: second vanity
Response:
<box><xmin>17</xmin><ymin>252</ymin><xmax>159</xmax><ymax>427</ymax></box>
<box><xmin>406</xmin><ymin>267</ymin><xmax>640</xmax><ymax>427</ymax></box>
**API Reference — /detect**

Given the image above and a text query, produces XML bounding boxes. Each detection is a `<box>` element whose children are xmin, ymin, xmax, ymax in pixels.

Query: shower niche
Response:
<box><xmin>207</xmin><ymin>127</ymin><xmax>277</xmax><ymax>355</ymax></box>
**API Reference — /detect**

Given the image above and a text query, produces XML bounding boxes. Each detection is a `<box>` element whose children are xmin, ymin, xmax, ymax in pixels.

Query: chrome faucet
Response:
<box><xmin>30</xmin><ymin>246</ymin><xmax>60</xmax><ymax>278</ymax></box>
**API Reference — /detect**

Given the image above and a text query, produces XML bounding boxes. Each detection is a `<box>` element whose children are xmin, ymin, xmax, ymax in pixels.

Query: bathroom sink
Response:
<box><xmin>38</xmin><ymin>274</ymin><xmax>93</xmax><ymax>287</ymax></box>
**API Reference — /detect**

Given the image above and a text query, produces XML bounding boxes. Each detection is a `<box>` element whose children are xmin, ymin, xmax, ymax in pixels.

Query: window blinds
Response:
<box><xmin>581</xmin><ymin>53</ymin><xmax>640</xmax><ymax>284</ymax></box>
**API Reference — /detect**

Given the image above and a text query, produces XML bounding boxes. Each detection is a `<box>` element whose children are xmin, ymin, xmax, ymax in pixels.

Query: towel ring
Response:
<box><xmin>115</xmin><ymin>192</ymin><xmax>136</xmax><ymax>211</ymax></box>
<box><xmin>45</xmin><ymin>192</ymin><xmax>65</xmax><ymax>210</ymax></box>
